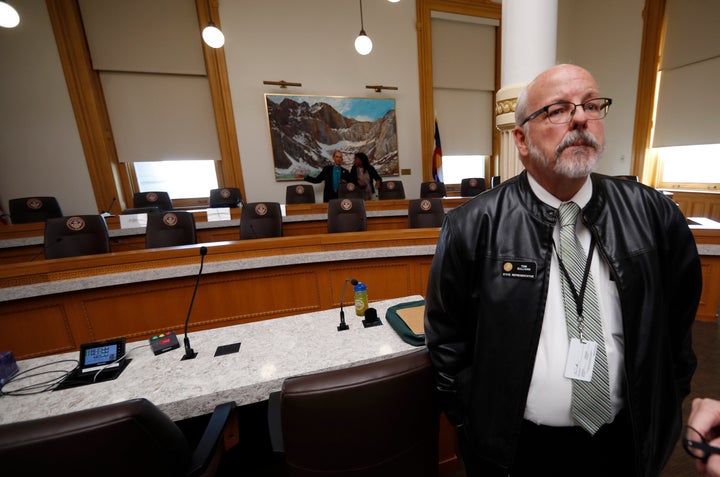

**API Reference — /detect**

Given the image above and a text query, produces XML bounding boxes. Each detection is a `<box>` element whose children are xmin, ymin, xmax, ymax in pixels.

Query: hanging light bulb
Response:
<box><xmin>0</xmin><ymin>1</ymin><xmax>20</xmax><ymax>28</ymax></box>
<box><xmin>202</xmin><ymin>21</ymin><xmax>225</xmax><ymax>48</ymax></box>
<box><xmin>354</xmin><ymin>0</ymin><xmax>373</xmax><ymax>55</ymax></box>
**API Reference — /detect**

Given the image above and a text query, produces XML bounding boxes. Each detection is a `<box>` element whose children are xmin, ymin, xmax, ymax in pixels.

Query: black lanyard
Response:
<box><xmin>553</xmin><ymin>236</ymin><xmax>596</xmax><ymax>340</ymax></box>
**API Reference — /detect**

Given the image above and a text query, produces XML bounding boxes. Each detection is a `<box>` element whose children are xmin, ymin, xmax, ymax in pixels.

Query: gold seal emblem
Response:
<box><xmin>220</xmin><ymin>188</ymin><xmax>232</xmax><ymax>199</ymax></box>
<box><xmin>347</xmin><ymin>183</ymin><xmax>356</xmax><ymax>191</ymax></box>
<box><xmin>429</xmin><ymin>182</ymin><xmax>438</xmax><ymax>191</ymax></box>
<box><xmin>26</xmin><ymin>198</ymin><xmax>43</xmax><ymax>210</ymax></box>
<box><xmin>295</xmin><ymin>185</ymin><xmax>305</xmax><ymax>194</ymax></box>
<box><xmin>503</xmin><ymin>262</ymin><xmax>513</xmax><ymax>272</ymax></box>
<box><xmin>146</xmin><ymin>192</ymin><xmax>159</xmax><ymax>203</ymax></box>
<box><xmin>66</xmin><ymin>216</ymin><xmax>86</xmax><ymax>231</ymax></box>
<box><xmin>469</xmin><ymin>178</ymin><xmax>478</xmax><ymax>187</ymax></box>
<box><xmin>162</xmin><ymin>213</ymin><xmax>178</xmax><ymax>226</ymax></box>
<box><xmin>254</xmin><ymin>203</ymin><xmax>268</xmax><ymax>216</ymax></box>
<box><xmin>420</xmin><ymin>199</ymin><xmax>432</xmax><ymax>211</ymax></box>
<box><xmin>387</xmin><ymin>182</ymin><xmax>396</xmax><ymax>190</ymax></box>
<box><xmin>340</xmin><ymin>199</ymin><xmax>353</xmax><ymax>211</ymax></box>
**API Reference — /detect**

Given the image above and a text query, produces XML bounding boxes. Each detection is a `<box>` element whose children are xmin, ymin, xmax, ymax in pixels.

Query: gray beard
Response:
<box><xmin>527</xmin><ymin>130</ymin><xmax>603</xmax><ymax>178</ymax></box>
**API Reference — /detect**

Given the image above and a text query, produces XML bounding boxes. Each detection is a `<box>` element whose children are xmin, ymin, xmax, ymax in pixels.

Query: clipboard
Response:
<box><xmin>385</xmin><ymin>300</ymin><xmax>426</xmax><ymax>346</ymax></box>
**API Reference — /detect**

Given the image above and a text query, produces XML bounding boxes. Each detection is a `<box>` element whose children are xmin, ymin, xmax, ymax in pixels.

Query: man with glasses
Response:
<box><xmin>424</xmin><ymin>64</ymin><xmax>701</xmax><ymax>476</ymax></box>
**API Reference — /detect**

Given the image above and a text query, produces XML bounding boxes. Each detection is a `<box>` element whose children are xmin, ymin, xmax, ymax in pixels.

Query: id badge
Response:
<box><xmin>564</xmin><ymin>338</ymin><xmax>597</xmax><ymax>382</ymax></box>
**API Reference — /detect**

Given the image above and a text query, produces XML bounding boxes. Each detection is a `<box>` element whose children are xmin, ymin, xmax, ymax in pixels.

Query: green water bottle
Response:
<box><xmin>354</xmin><ymin>282</ymin><xmax>368</xmax><ymax>316</ymax></box>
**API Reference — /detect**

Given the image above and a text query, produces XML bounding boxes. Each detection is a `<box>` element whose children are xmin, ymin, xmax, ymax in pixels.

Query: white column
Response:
<box><xmin>496</xmin><ymin>0</ymin><xmax>557</xmax><ymax>183</ymax></box>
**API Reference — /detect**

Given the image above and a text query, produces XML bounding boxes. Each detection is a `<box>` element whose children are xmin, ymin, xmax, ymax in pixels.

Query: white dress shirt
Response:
<box><xmin>523</xmin><ymin>175</ymin><xmax>625</xmax><ymax>426</ymax></box>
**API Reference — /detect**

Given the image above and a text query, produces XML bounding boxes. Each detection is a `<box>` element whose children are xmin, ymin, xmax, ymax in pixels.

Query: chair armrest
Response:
<box><xmin>266</xmin><ymin>391</ymin><xmax>284</xmax><ymax>454</ymax></box>
<box><xmin>187</xmin><ymin>401</ymin><xmax>236</xmax><ymax>477</ymax></box>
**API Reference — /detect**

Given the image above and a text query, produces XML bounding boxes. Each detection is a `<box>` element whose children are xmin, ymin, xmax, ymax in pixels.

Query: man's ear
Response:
<box><xmin>513</xmin><ymin>126</ymin><xmax>529</xmax><ymax>156</ymax></box>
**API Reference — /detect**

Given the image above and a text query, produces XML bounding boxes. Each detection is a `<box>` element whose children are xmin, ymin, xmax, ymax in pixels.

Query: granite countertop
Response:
<box><xmin>0</xmin><ymin>296</ymin><xmax>424</xmax><ymax>424</ymax></box>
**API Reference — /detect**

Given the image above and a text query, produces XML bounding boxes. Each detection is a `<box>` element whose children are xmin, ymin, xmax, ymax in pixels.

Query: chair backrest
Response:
<box><xmin>378</xmin><ymin>180</ymin><xmax>405</xmax><ymax>200</ymax></box>
<box><xmin>337</xmin><ymin>182</ymin><xmax>363</xmax><ymax>199</ymax></box>
<box><xmin>9</xmin><ymin>196</ymin><xmax>63</xmax><ymax>224</ymax></box>
<box><xmin>240</xmin><ymin>202</ymin><xmax>283</xmax><ymax>239</ymax></box>
<box><xmin>327</xmin><ymin>198</ymin><xmax>366</xmax><ymax>233</ymax></box>
<box><xmin>209</xmin><ymin>187</ymin><xmax>242</xmax><ymax>208</ymax></box>
<box><xmin>279</xmin><ymin>349</ymin><xmax>439</xmax><ymax>477</ymax></box>
<box><xmin>408</xmin><ymin>198</ymin><xmax>445</xmax><ymax>228</ymax></box>
<box><xmin>285</xmin><ymin>184</ymin><xmax>316</xmax><ymax>204</ymax></box>
<box><xmin>44</xmin><ymin>215</ymin><xmax>110</xmax><ymax>259</ymax></box>
<box><xmin>145</xmin><ymin>211</ymin><xmax>197</xmax><ymax>248</ymax></box>
<box><xmin>490</xmin><ymin>175</ymin><xmax>501</xmax><ymax>188</ymax></box>
<box><xmin>460</xmin><ymin>178</ymin><xmax>486</xmax><ymax>197</ymax></box>
<box><xmin>0</xmin><ymin>398</ymin><xmax>192</xmax><ymax>476</ymax></box>
<box><xmin>132</xmin><ymin>191</ymin><xmax>173</xmax><ymax>211</ymax></box>
<box><xmin>420</xmin><ymin>181</ymin><xmax>446</xmax><ymax>198</ymax></box>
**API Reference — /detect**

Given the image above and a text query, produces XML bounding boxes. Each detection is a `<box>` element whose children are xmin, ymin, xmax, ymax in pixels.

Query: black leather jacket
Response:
<box><xmin>424</xmin><ymin>171</ymin><xmax>701</xmax><ymax>476</ymax></box>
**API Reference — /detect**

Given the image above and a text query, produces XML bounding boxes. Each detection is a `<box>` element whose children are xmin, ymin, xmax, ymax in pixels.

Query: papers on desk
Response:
<box><xmin>119</xmin><ymin>213</ymin><xmax>148</xmax><ymax>228</ymax></box>
<box><xmin>206</xmin><ymin>207</ymin><xmax>232</xmax><ymax>221</ymax></box>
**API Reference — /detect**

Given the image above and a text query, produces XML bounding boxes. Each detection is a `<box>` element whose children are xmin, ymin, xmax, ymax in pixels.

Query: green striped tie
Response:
<box><xmin>558</xmin><ymin>201</ymin><xmax>612</xmax><ymax>435</ymax></box>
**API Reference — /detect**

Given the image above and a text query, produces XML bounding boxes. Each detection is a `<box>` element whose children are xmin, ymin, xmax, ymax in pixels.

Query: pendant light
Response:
<box><xmin>202</xmin><ymin>20</ymin><xmax>225</xmax><ymax>48</ymax></box>
<box><xmin>354</xmin><ymin>0</ymin><xmax>372</xmax><ymax>55</ymax></box>
<box><xmin>0</xmin><ymin>1</ymin><xmax>20</xmax><ymax>28</ymax></box>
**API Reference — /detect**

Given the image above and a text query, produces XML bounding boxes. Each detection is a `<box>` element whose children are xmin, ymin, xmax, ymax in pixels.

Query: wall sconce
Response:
<box><xmin>0</xmin><ymin>1</ymin><xmax>20</xmax><ymax>28</ymax></box>
<box><xmin>202</xmin><ymin>20</ymin><xmax>225</xmax><ymax>48</ymax></box>
<box><xmin>354</xmin><ymin>0</ymin><xmax>372</xmax><ymax>55</ymax></box>
<box><xmin>366</xmin><ymin>85</ymin><xmax>398</xmax><ymax>93</ymax></box>
<box><xmin>263</xmin><ymin>80</ymin><xmax>303</xmax><ymax>89</ymax></box>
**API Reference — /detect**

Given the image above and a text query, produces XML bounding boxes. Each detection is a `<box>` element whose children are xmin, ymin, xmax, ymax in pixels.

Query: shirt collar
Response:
<box><xmin>527</xmin><ymin>173</ymin><xmax>593</xmax><ymax>209</ymax></box>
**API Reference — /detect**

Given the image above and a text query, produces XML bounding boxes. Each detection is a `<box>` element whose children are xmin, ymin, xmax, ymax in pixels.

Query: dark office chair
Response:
<box><xmin>0</xmin><ymin>398</ymin><xmax>236</xmax><ymax>477</ymax></box>
<box><xmin>327</xmin><ymin>198</ymin><xmax>366</xmax><ymax>233</ymax></box>
<box><xmin>338</xmin><ymin>182</ymin><xmax>363</xmax><ymax>199</ymax></box>
<box><xmin>240</xmin><ymin>202</ymin><xmax>283</xmax><ymax>239</ymax></box>
<box><xmin>9</xmin><ymin>196</ymin><xmax>63</xmax><ymax>224</ymax></box>
<box><xmin>285</xmin><ymin>184</ymin><xmax>315</xmax><ymax>204</ymax></box>
<box><xmin>133</xmin><ymin>191</ymin><xmax>173</xmax><ymax>211</ymax></box>
<box><xmin>378</xmin><ymin>180</ymin><xmax>405</xmax><ymax>200</ymax></box>
<box><xmin>408</xmin><ymin>198</ymin><xmax>445</xmax><ymax>228</ymax></box>
<box><xmin>209</xmin><ymin>187</ymin><xmax>243</xmax><ymax>208</ymax></box>
<box><xmin>44</xmin><ymin>215</ymin><xmax>110</xmax><ymax>259</ymax></box>
<box><xmin>271</xmin><ymin>349</ymin><xmax>439</xmax><ymax>477</ymax></box>
<box><xmin>491</xmin><ymin>176</ymin><xmax>501</xmax><ymax>188</ymax></box>
<box><xmin>460</xmin><ymin>178</ymin><xmax>486</xmax><ymax>197</ymax></box>
<box><xmin>145</xmin><ymin>211</ymin><xmax>197</xmax><ymax>248</ymax></box>
<box><xmin>420</xmin><ymin>181</ymin><xmax>446</xmax><ymax>198</ymax></box>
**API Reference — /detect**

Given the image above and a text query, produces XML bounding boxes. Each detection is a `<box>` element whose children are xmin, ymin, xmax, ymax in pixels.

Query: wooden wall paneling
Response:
<box><xmin>0</xmin><ymin>299</ymin><xmax>81</xmax><ymax>358</ymax></box>
<box><xmin>697</xmin><ymin>256</ymin><xmax>720</xmax><ymax>322</ymax></box>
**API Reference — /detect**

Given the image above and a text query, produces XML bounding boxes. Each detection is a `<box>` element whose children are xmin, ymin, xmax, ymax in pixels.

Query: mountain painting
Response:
<box><xmin>265</xmin><ymin>94</ymin><xmax>399</xmax><ymax>181</ymax></box>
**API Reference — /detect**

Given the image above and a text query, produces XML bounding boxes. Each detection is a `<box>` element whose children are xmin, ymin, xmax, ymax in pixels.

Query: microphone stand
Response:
<box><xmin>337</xmin><ymin>278</ymin><xmax>357</xmax><ymax>331</ymax></box>
<box><xmin>182</xmin><ymin>246</ymin><xmax>208</xmax><ymax>360</ymax></box>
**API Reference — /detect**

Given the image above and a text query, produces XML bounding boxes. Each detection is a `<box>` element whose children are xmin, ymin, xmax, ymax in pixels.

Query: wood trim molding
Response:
<box><xmin>45</xmin><ymin>0</ymin><xmax>125</xmax><ymax>214</ymax></box>
<box><xmin>195</xmin><ymin>0</ymin><xmax>247</xmax><ymax>200</ymax></box>
<box><xmin>632</xmin><ymin>0</ymin><xmax>666</xmax><ymax>184</ymax></box>
<box><xmin>416</xmin><ymin>0</ymin><xmax>501</xmax><ymax>181</ymax></box>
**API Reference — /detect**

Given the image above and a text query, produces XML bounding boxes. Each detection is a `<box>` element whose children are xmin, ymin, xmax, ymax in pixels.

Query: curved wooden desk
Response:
<box><xmin>0</xmin><ymin>229</ymin><xmax>440</xmax><ymax>359</ymax></box>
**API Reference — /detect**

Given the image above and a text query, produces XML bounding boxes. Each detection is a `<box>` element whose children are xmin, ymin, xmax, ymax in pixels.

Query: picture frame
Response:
<box><xmin>265</xmin><ymin>94</ymin><xmax>398</xmax><ymax>181</ymax></box>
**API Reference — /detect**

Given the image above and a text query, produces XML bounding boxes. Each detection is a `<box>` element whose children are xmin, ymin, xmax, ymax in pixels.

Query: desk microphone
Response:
<box><xmin>337</xmin><ymin>278</ymin><xmax>357</xmax><ymax>331</ymax></box>
<box><xmin>182</xmin><ymin>246</ymin><xmax>208</xmax><ymax>360</ymax></box>
<box><xmin>102</xmin><ymin>197</ymin><xmax>117</xmax><ymax>215</ymax></box>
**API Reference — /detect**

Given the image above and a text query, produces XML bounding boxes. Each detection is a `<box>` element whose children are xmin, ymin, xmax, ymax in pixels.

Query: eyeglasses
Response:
<box><xmin>518</xmin><ymin>97</ymin><xmax>612</xmax><ymax>127</ymax></box>
<box><xmin>683</xmin><ymin>425</ymin><xmax>720</xmax><ymax>463</ymax></box>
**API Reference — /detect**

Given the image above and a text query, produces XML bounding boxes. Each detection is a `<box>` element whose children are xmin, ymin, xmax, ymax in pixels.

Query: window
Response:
<box><xmin>655</xmin><ymin>144</ymin><xmax>720</xmax><ymax>191</ymax></box>
<box><xmin>441</xmin><ymin>155</ymin><xmax>487</xmax><ymax>184</ymax></box>
<box><xmin>134</xmin><ymin>160</ymin><xmax>219</xmax><ymax>199</ymax></box>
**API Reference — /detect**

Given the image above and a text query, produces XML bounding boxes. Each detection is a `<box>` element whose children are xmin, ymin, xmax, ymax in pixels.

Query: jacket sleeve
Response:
<box><xmin>665</xmin><ymin>203</ymin><xmax>701</xmax><ymax>399</ymax></box>
<box><xmin>424</xmin><ymin>215</ymin><xmax>475</xmax><ymax>425</ymax></box>
<box><xmin>304</xmin><ymin>166</ymin><xmax>328</xmax><ymax>184</ymax></box>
